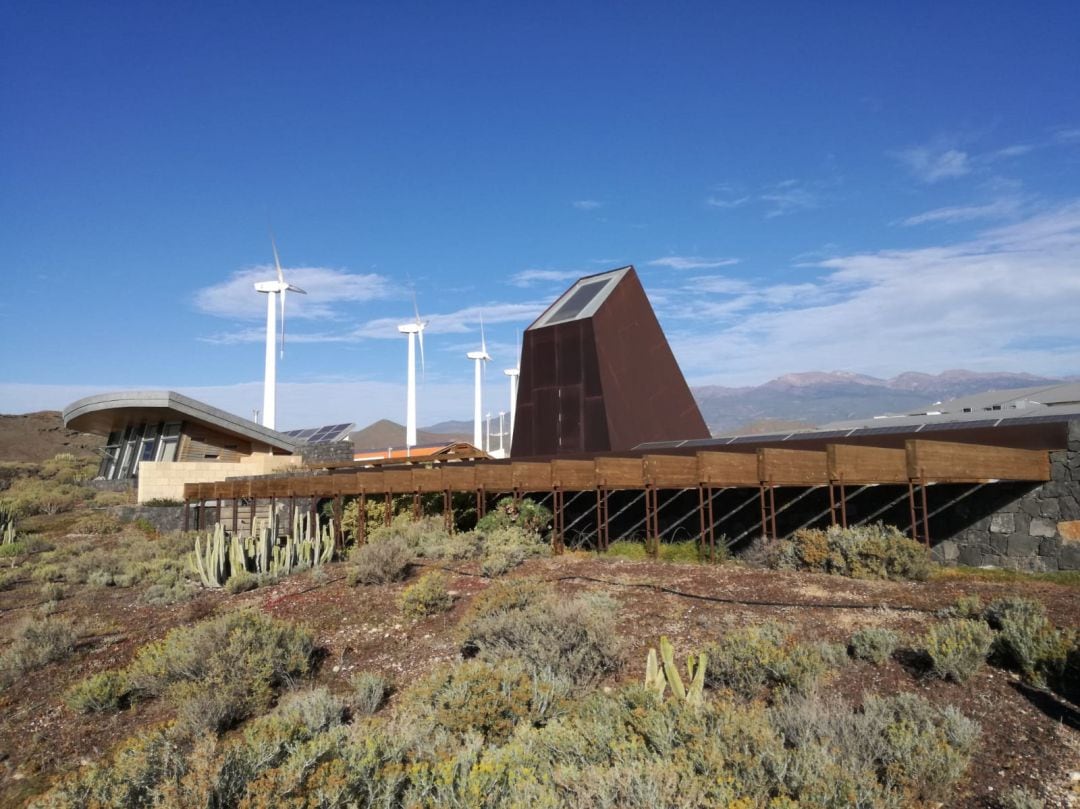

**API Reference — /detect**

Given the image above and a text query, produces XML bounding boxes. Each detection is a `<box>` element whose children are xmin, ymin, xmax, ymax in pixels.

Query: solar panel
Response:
<box><xmin>546</xmin><ymin>280</ymin><xmax>609</xmax><ymax>325</ymax></box>
<box><xmin>281</xmin><ymin>423</ymin><xmax>354</xmax><ymax>443</ymax></box>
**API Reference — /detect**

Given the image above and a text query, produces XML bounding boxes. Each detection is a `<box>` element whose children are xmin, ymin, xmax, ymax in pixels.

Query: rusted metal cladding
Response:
<box><xmin>513</xmin><ymin>266</ymin><xmax>708</xmax><ymax>457</ymax></box>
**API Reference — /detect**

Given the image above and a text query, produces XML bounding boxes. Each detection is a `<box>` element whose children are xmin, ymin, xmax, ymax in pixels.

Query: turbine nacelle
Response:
<box><xmin>467</xmin><ymin>350</ymin><xmax>491</xmax><ymax>361</ymax></box>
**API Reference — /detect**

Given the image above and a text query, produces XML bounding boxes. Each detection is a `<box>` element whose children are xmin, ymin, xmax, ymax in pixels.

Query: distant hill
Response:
<box><xmin>350</xmin><ymin>419</ymin><xmax>471</xmax><ymax>452</ymax></box>
<box><xmin>695</xmin><ymin>370</ymin><xmax>1067</xmax><ymax>435</ymax></box>
<box><xmin>0</xmin><ymin>411</ymin><xmax>103</xmax><ymax>462</ymax></box>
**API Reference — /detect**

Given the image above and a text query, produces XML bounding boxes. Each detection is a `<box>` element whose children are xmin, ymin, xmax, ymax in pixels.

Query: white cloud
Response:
<box><xmin>572</xmin><ymin>200</ymin><xmax>602</xmax><ymax>210</ymax></box>
<box><xmin>1053</xmin><ymin>127</ymin><xmax>1080</xmax><ymax>144</ymax></box>
<box><xmin>647</xmin><ymin>256</ymin><xmax>740</xmax><ymax>270</ymax></box>
<box><xmin>705</xmin><ymin>195</ymin><xmax>750</xmax><ymax>209</ymax></box>
<box><xmin>350</xmin><ymin>301</ymin><xmax>546</xmax><ymax>340</ymax></box>
<box><xmin>669</xmin><ymin>201</ymin><xmax>1080</xmax><ymax>385</ymax></box>
<box><xmin>760</xmin><ymin>180</ymin><xmax>821</xmax><ymax>218</ymax></box>
<box><xmin>894</xmin><ymin>145</ymin><xmax>972</xmax><ymax>183</ymax></box>
<box><xmin>194</xmin><ymin>265</ymin><xmax>391</xmax><ymax>321</ymax></box>
<box><xmin>900</xmin><ymin>197</ymin><xmax>1023</xmax><ymax>226</ymax></box>
<box><xmin>509</xmin><ymin>269</ymin><xmax>583</xmax><ymax>287</ymax></box>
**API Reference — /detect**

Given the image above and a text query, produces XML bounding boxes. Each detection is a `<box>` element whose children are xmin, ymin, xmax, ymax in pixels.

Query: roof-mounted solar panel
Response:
<box><xmin>282</xmin><ymin>423</ymin><xmax>354</xmax><ymax>444</ymax></box>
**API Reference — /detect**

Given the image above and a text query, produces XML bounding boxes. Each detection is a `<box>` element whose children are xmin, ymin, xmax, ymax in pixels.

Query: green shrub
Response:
<box><xmin>924</xmin><ymin>618</ymin><xmax>993</xmax><ymax>682</ymax></box>
<box><xmin>947</xmin><ymin>593</ymin><xmax>985</xmax><ymax>619</ymax></box>
<box><xmin>0</xmin><ymin>477</ymin><xmax>84</xmax><ymax>517</ymax></box>
<box><xmin>859</xmin><ymin>692</ymin><xmax>980</xmax><ymax>800</ymax></box>
<box><xmin>125</xmin><ymin>611</ymin><xmax>316</xmax><ymax>734</ymax></box>
<box><xmin>403</xmin><ymin>659</ymin><xmax>552</xmax><ymax>744</ymax></box>
<box><xmin>848</xmin><ymin>627</ymin><xmax>899</xmax><ymax>664</ymax></box>
<box><xmin>347</xmin><ymin>536</ymin><xmax>411</xmax><ymax>585</ymax></box>
<box><xmin>475</xmin><ymin>497</ymin><xmax>552</xmax><ymax>536</ymax></box>
<box><xmin>480</xmin><ymin>546</ymin><xmax>527</xmax><ymax>576</ymax></box>
<box><xmin>349</xmin><ymin>671</ymin><xmax>389</xmax><ymax>715</ymax></box>
<box><xmin>399</xmin><ymin>570</ymin><xmax>453</xmax><ymax>618</ymax></box>
<box><xmin>0</xmin><ymin>617</ymin><xmax>78</xmax><ymax>688</ymax></box>
<box><xmin>984</xmin><ymin>596</ymin><xmax>1073</xmax><ymax>685</ymax></box>
<box><xmin>704</xmin><ymin>622</ymin><xmax>834</xmax><ymax>698</ymax></box>
<box><xmin>39</xmin><ymin>581</ymin><xmax>66</xmax><ymax>601</ymax></box>
<box><xmin>65</xmin><ymin>670</ymin><xmax>131</xmax><ymax>713</ymax></box>
<box><xmin>764</xmin><ymin>523</ymin><xmax>933</xmax><ymax>581</ymax></box>
<box><xmin>225</xmin><ymin>570</ymin><xmax>259</xmax><ymax>594</ymax></box>
<box><xmin>143</xmin><ymin>498</ymin><xmax>183</xmax><ymax>507</ymax></box>
<box><xmin>92</xmin><ymin>491</ymin><xmax>133</xmax><ymax>507</ymax></box>
<box><xmin>71</xmin><ymin>511</ymin><xmax>124</xmax><ymax>535</ymax></box>
<box><xmin>460</xmin><ymin>578</ymin><xmax>621</xmax><ymax>684</ymax></box>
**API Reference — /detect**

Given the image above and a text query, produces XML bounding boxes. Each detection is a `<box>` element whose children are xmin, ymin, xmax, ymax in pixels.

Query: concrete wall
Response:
<box><xmin>932</xmin><ymin>421</ymin><xmax>1080</xmax><ymax>571</ymax></box>
<box><xmin>137</xmin><ymin>454</ymin><xmax>302</xmax><ymax>503</ymax></box>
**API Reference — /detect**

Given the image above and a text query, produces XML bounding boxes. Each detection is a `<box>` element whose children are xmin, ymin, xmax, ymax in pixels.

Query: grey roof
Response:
<box><xmin>527</xmin><ymin>267</ymin><xmax>632</xmax><ymax>330</ymax></box>
<box><xmin>62</xmin><ymin>390</ymin><xmax>302</xmax><ymax>453</ymax></box>
<box><xmin>634</xmin><ymin>399</ymin><xmax>1080</xmax><ymax>452</ymax></box>
<box><xmin>911</xmin><ymin>382</ymin><xmax>1080</xmax><ymax>415</ymax></box>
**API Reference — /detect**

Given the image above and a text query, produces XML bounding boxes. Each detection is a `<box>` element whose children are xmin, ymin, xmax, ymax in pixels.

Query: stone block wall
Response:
<box><xmin>299</xmin><ymin>441</ymin><xmax>355</xmax><ymax>465</ymax></box>
<box><xmin>931</xmin><ymin>421</ymin><xmax>1080</xmax><ymax>571</ymax></box>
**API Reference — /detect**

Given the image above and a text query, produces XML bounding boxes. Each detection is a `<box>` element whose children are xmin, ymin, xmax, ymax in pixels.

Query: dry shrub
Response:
<box><xmin>984</xmin><ymin>596</ymin><xmax>1074</xmax><ymax>686</ymax></box>
<box><xmin>848</xmin><ymin>627</ymin><xmax>900</xmax><ymax>665</ymax></box>
<box><xmin>399</xmin><ymin>570</ymin><xmax>453</xmax><ymax>618</ymax></box>
<box><xmin>65</xmin><ymin>670</ymin><xmax>131</xmax><ymax>714</ymax></box>
<box><xmin>460</xmin><ymin>578</ymin><xmax>621</xmax><ymax>684</ymax></box>
<box><xmin>0</xmin><ymin>617</ymin><xmax>78</xmax><ymax>689</ymax></box>
<box><xmin>704</xmin><ymin>621</ymin><xmax>837</xmax><ymax>698</ymax></box>
<box><xmin>347</xmin><ymin>536</ymin><xmax>411</xmax><ymax>585</ymax></box>
<box><xmin>349</xmin><ymin>671</ymin><xmax>389</xmax><ymax>716</ymax></box>
<box><xmin>125</xmin><ymin>611</ymin><xmax>316</xmax><ymax>734</ymax></box>
<box><xmin>758</xmin><ymin>523</ymin><xmax>933</xmax><ymax>581</ymax></box>
<box><xmin>923</xmin><ymin>618</ymin><xmax>993</xmax><ymax>682</ymax></box>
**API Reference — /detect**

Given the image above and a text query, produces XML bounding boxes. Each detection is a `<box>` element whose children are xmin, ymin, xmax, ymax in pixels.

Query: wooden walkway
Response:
<box><xmin>183</xmin><ymin>440</ymin><xmax>1050</xmax><ymax>553</ymax></box>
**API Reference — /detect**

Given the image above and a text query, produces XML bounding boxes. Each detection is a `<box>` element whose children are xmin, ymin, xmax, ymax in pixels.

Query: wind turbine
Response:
<box><xmin>503</xmin><ymin>331</ymin><xmax>520</xmax><ymax>455</ymax></box>
<box><xmin>397</xmin><ymin>296</ymin><xmax>427</xmax><ymax>451</ymax></box>
<box><xmin>254</xmin><ymin>236</ymin><xmax>306</xmax><ymax>430</ymax></box>
<box><xmin>466</xmin><ymin>314</ymin><xmax>491</xmax><ymax>450</ymax></box>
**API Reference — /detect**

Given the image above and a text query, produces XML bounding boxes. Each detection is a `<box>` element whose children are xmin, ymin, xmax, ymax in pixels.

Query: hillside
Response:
<box><xmin>694</xmin><ymin>370</ymin><xmax>1066</xmax><ymax>435</ymax></box>
<box><xmin>0</xmin><ymin>411</ymin><xmax>103</xmax><ymax>462</ymax></box>
<box><xmin>350</xmin><ymin>419</ymin><xmax>471</xmax><ymax>452</ymax></box>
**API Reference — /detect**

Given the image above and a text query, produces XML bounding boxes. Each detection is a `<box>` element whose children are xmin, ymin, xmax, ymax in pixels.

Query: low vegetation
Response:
<box><xmin>755</xmin><ymin>522</ymin><xmax>934</xmax><ymax>581</ymax></box>
<box><xmin>0</xmin><ymin>470</ymin><xmax>1071</xmax><ymax>807</ymax></box>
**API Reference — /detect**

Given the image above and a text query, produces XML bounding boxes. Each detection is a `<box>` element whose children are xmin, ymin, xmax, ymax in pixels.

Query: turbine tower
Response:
<box><xmin>254</xmin><ymin>237</ymin><xmax>306</xmax><ymax>430</ymax></box>
<box><xmin>503</xmin><ymin>332</ymin><xmax>520</xmax><ymax>455</ymax></box>
<box><xmin>466</xmin><ymin>314</ymin><xmax>491</xmax><ymax>450</ymax></box>
<box><xmin>397</xmin><ymin>297</ymin><xmax>427</xmax><ymax>451</ymax></box>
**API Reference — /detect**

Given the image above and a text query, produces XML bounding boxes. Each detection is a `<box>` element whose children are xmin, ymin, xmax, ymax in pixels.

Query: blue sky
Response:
<box><xmin>2</xmin><ymin>1</ymin><xmax>1079</xmax><ymax>430</ymax></box>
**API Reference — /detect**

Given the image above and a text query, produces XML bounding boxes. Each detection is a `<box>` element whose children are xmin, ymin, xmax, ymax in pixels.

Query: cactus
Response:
<box><xmin>644</xmin><ymin>647</ymin><xmax>666</xmax><ymax>698</ymax></box>
<box><xmin>190</xmin><ymin>523</ymin><xmax>228</xmax><ymax>588</ymax></box>
<box><xmin>644</xmin><ymin>636</ymin><xmax>708</xmax><ymax>708</ymax></box>
<box><xmin>1</xmin><ymin>507</ymin><xmax>15</xmax><ymax>545</ymax></box>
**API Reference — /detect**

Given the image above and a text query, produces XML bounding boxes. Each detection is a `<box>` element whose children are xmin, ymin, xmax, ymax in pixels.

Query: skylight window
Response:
<box><xmin>528</xmin><ymin>267</ymin><xmax>630</xmax><ymax>329</ymax></box>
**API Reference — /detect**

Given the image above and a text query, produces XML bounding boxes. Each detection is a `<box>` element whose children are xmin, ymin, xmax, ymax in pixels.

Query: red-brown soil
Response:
<box><xmin>1</xmin><ymin>547</ymin><xmax>1077</xmax><ymax>808</ymax></box>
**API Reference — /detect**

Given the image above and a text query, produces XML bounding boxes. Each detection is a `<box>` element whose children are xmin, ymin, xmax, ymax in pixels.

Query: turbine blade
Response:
<box><xmin>412</xmin><ymin>291</ymin><xmax>421</xmax><ymax>325</ymax></box>
<box><xmin>479</xmin><ymin>311</ymin><xmax>487</xmax><ymax>355</ymax></box>
<box><xmin>270</xmin><ymin>233</ymin><xmax>285</xmax><ymax>285</ymax></box>
<box><xmin>279</xmin><ymin>289</ymin><xmax>287</xmax><ymax>358</ymax></box>
<box><xmin>418</xmin><ymin>326</ymin><xmax>426</xmax><ymax>379</ymax></box>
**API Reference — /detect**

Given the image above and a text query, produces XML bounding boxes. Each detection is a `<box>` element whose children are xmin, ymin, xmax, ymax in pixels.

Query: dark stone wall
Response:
<box><xmin>299</xmin><ymin>441</ymin><xmax>354</xmax><ymax>465</ymax></box>
<box><xmin>931</xmin><ymin>421</ymin><xmax>1080</xmax><ymax>571</ymax></box>
<box><xmin>109</xmin><ymin>505</ymin><xmax>184</xmax><ymax>533</ymax></box>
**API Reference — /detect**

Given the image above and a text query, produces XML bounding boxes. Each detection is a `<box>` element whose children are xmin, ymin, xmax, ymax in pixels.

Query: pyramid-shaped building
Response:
<box><xmin>512</xmin><ymin>266</ymin><xmax>709</xmax><ymax>456</ymax></box>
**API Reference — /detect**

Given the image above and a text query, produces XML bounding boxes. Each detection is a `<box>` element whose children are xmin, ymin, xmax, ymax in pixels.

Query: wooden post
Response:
<box><xmin>384</xmin><ymin>492</ymin><xmax>392</xmax><ymax>526</ymax></box>
<box><xmin>183</xmin><ymin>499</ymin><xmax>190</xmax><ymax>532</ymax></box>
<box><xmin>231</xmin><ymin>497</ymin><xmax>239</xmax><ymax>534</ymax></box>
<box><xmin>443</xmin><ymin>490</ymin><xmax>452</xmax><ymax>532</ymax></box>
<box><xmin>359</xmin><ymin>492</ymin><xmax>367</xmax><ymax>544</ymax></box>
<box><xmin>333</xmin><ymin>494</ymin><xmax>343</xmax><ymax>554</ymax></box>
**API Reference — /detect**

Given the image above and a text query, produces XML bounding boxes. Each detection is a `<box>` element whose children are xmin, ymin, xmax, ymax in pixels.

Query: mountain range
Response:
<box><xmin>416</xmin><ymin>370</ymin><xmax>1071</xmax><ymax>440</ymax></box>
